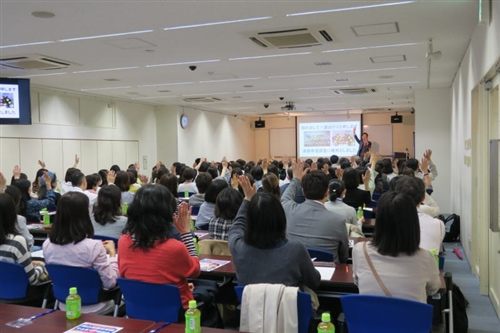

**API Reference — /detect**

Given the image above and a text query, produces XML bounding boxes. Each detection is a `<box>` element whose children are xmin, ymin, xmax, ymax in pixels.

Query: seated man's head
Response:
<box><xmin>301</xmin><ymin>170</ymin><xmax>329</xmax><ymax>201</ymax></box>
<box><xmin>394</xmin><ymin>176</ymin><xmax>425</xmax><ymax>207</ymax></box>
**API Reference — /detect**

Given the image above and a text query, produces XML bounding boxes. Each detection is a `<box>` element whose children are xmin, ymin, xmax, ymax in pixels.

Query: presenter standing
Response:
<box><xmin>353</xmin><ymin>127</ymin><xmax>372</xmax><ymax>157</ymax></box>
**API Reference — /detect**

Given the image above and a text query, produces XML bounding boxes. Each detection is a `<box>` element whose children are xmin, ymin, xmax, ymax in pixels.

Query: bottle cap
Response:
<box><xmin>321</xmin><ymin>312</ymin><xmax>331</xmax><ymax>322</ymax></box>
<box><xmin>188</xmin><ymin>300</ymin><xmax>197</xmax><ymax>308</ymax></box>
<box><xmin>69</xmin><ymin>287</ymin><xmax>77</xmax><ymax>295</ymax></box>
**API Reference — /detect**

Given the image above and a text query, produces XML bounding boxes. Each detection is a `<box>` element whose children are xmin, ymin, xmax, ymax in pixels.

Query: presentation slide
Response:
<box><xmin>0</xmin><ymin>83</ymin><xmax>20</xmax><ymax>119</ymax></box>
<box><xmin>297</xmin><ymin>115</ymin><xmax>361</xmax><ymax>159</ymax></box>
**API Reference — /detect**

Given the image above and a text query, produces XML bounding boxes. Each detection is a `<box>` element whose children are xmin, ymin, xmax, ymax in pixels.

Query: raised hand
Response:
<box><xmin>107</xmin><ymin>170</ymin><xmax>116</xmax><ymax>184</ymax></box>
<box><xmin>38</xmin><ymin>160</ymin><xmax>46</xmax><ymax>168</ymax></box>
<box><xmin>238</xmin><ymin>175</ymin><xmax>257</xmax><ymax>201</ymax></box>
<box><xmin>335</xmin><ymin>168</ymin><xmax>344</xmax><ymax>180</ymax></box>
<box><xmin>13</xmin><ymin>165</ymin><xmax>21</xmax><ymax>179</ymax></box>
<box><xmin>173</xmin><ymin>202</ymin><xmax>192</xmax><ymax>234</ymax></box>
<box><xmin>73</xmin><ymin>155</ymin><xmax>80</xmax><ymax>168</ymax></box>
<box><xmin>292</xmin><ymin>159</ymin><xmax>307</xmax><ymax>181</ymax></box>
<box><xmin>42</xmin><ymin>171</ymin><xmax>53</xmax><ymax>189</ymax></box>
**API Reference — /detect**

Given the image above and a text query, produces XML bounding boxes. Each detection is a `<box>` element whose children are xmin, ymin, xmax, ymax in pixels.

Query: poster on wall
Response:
<box><xmin>0</xmin><ymin>84</ymin><xmax>20</xmax><ymax>119</ymax></box>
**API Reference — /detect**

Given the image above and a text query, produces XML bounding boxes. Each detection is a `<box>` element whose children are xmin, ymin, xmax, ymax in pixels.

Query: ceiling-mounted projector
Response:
<box><xmin>281</xmin><ymin>101</ymin><xmax>296</xmax><ymax>111</ymax></box>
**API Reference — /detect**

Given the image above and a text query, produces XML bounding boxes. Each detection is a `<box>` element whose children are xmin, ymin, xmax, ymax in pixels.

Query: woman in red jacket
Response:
<box><xmin>118</xmin><ymin>184</ymin><xmax>199</xmax><ymax>308</ymax></box>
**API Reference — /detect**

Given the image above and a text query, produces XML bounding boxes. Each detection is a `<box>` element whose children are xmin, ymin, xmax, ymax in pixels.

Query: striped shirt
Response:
<box><xmin>0</xmin><ymin>234</ymin><xmax>45</xmax><ymax>285</ymax></box>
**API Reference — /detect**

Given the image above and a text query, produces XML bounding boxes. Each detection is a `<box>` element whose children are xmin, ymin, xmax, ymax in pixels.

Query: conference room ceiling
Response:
<box><xmin>0</xmin><ymin>1</ymin><xmax>478</xmax><ymax>117</ymax></box>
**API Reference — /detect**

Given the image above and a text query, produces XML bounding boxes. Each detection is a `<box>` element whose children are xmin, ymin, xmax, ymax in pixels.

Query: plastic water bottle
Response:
<box><xmin>185</xmin><ymin>300</ymin><xmax>201</xmax><ymax>333</ymax></box>
<box><xmin>430</xmin><ymin>249</ymin><xmax>439</xmax><ymax>268</ymax></box>
<box><xmin>41</xmin><ymin>208</ymin><xmax>50</xmax><ymax>227</ymax></box>
<box><xmin>122</xmin><ymin>202</ymin><xmax>129</xmax><ymax>215</ymax></box>
<box><xmin>193</xmin><ymin>237</ymin><xmax>199</xmax><ymax>256</ymax></box>
<box><xmin>66</xmin><ymin>287</ymin><xmax>81</xmax><ymax>320</ymax></box>
<box><xmin>356</xmin><ymin>206</ymin><xmax>363</xmax><ymax>219</ymax></box>
<box><xmin>317</xmin><ymin>312</ymin><xmax>335</xmax><ymax>333</ymax></box>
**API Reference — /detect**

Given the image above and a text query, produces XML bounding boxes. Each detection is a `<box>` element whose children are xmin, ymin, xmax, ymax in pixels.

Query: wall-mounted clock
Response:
<box><xmin>180</xmin><ymin>114</ymin><xmax>189</xmax><ymax>129</ymax></box>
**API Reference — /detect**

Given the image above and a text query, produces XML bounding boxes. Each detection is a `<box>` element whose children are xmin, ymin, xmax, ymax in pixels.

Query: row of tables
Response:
<box><xmin>0</xmin><ymin>303</ymin><xmax>229</xmax><ymax>333</ymax></box>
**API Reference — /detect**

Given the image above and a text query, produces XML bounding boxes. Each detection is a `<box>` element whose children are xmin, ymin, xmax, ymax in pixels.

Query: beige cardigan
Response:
<box><xmin>240</xmin><ymin>284</ymin><xmax>299</xmax><ymax>333</ymax></box>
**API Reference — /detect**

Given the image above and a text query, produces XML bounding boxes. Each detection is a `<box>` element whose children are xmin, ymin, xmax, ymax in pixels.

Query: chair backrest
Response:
<box><xmin>235</xmin><ymin>285</ymin><xmax>312</xmax><ymax>333</ymax></box>
<box><xmin>93</xmin><ymin>234</ymin><xmax>119</xmax><ymax>249</ymax></box>
<box><xmin>45</xmin><ymin>264</ymin><xmax>105</xmax><ymax>305</ymax></box>
<box><xmin>341</xmin><ymin>294</ymin><xmax>433</xmax><ymax>333</ymax></box>
<box><xmin>0</xmin><ymin>261</ymin><xmax>30</xmax><ymax>299</ymax></box>
<box><xmin>190</xmin><ymin>205</ymin><xmax>200</xmax><ymax>216</ymax></box>
<box><xmin>178</xmin><ymin>192</ymin><xmax>196</xmax><ymax>198</ymax></box>
<box><xmin>117</xmin><ymin>278</ymin><xmax>182</xmax><ymax>322</ymax></box>
<box><xmin>307</xmin><ymin>248</ymin><xmax>334</xmax><ymax>262</ymax></box>
<box><xmin>198</xmin><ymin>239</ymin><xmax>231</xmax><ymax>256</ymax></box>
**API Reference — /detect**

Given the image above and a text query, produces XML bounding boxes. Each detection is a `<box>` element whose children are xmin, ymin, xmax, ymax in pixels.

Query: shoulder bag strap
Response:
<box><xmin>363</xmin><ymin>242</ymin><xmax>392</xmax><ymax>297</ymax></box>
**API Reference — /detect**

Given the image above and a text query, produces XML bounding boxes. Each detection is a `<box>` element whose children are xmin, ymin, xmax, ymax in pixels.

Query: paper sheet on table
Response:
<box><xmin>31</xmin><ymin>250</ymin><xmax>44</xmax><ymax>258</ymax></box>
<box><xmin>316</xmin><ymin>266</ymin><xmax>335</xmax><ymax>280</ymax></box>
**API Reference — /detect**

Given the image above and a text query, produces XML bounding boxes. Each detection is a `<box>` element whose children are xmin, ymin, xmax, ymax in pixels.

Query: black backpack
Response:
<box><xmin>438</xmin><ymin>214</ymin><xmax>461</xmax><ymax>242</ymax></box>
<box><xmin>446</xmin><ymin>283</ymin><xmax>469</xmax><ymax>333</ymax></box>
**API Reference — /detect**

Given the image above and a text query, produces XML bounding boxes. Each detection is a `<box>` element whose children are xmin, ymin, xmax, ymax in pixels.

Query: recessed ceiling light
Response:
<box><xmin>230</xmin><ymin>52</ymin><xmax>311</xmax><ymax>61</ymax></box>
<box><xmin>164</xmin><ymin>16</ymin><xmax>272</xmax><ymax>30</ymax></box>
<box><xmin>81</xmin><ymin>86</ymin><xmax>131</xmax><ymax>91</ymax></box>
<box><xmin>31</xmin><ymin>11</ymin><xmax>55</xmax><ymax>19</ymax></box>
<box><xmin>59</xmin><ymin>30</ymin><xmax>153</xmax><ymax>42</ymax></box>
<box><xmin>286</xmin><ymin>1</ymin><xmax>415</xmax><ymax>16</ymax></box>
<box><xmin>0</xmin><ymin>41</ymin><xmax>54</xmax><ymax>49</ymax></box>
<box><xmin>74</xmin><ymin>66</ymin><xmax>138</xmax><ymax>74</ymax></box>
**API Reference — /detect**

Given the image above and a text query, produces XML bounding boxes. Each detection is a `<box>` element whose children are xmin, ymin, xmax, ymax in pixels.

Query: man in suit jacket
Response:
<box><xmin>353</xmin><ymin>126</ymin><xmax>372</xmax><ymax>157</ymax></box>
<box><xmin>281</xmin><ymin>161</ymin><xmax>349</xmax><ymax>263</ymax></box>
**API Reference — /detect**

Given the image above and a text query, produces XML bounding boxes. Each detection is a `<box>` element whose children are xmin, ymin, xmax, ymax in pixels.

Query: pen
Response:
<box><xmin>149</xmin><ymin>322</ymin><xmax>171</xmax><ymax>333</ymax></box>
<box><xmin>29</xmin><ymin>309</ymin><xmax>56</xmax><ymax>320</ymax></box>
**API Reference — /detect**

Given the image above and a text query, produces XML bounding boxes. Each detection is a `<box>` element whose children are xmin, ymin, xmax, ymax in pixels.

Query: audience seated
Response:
<box><xmin>281</xmin><ymin>161</ymin><xmax>349</xmax><ymax>264</ymax></box>
<box><xmin>261</xmin><ymin>173</ymin><xmax>281</xmax><ymax>199</ymax></box>
<box><xmin>113</xmin><ymin>171</ymin><xmax>135</xmax><ymax>206</ymax></box>
<box><xmin>208</xmin><ymin>188</ymin><xmax>243</xmax><ymax>241</ymax></box>
<box><xmin>228</xmin><ymin>175</ymin><xmax>321</xmax><ymax>309</ymax></box>
<box><xmin>195</xmin><ymin>179</ymin><xmax>228</xmax><ymax>230</ymax></box>
<box><xmin>189</xmin><ymin>173</ymin><xmax>212</xmax><ymax>207</ymax></box>
<box><xmin>0</xmin><ymin>192</ymin><xmax>48</xmax><ymax>285</ymax></box>
<box><xmin>66</xmin><ymin>170</ymin><xmax>98</xmax><ymax>213</ymax></box>
<box><xmin>324</xmin><ymin>179</ymin><xmax>358</xmax><ymax>226</ymax></box>
<box><xmin>342</xmin><ymin>167</ymin><xmax>371</xmax><ymax>210</ymax></box>
<box><xmin>43</xmin><ymin>191</ymin><xmax>118</xmax><ymax>314</ymax></box>
<box><xmin>178</xmin><ymin>167</ymin><xmax>198</xmax><ymax>194</ymax></box>
<box><xmin>92</xmin><ymin>185</ymin><xmax>127</xmax><ymax>239</ymax></box>
<box><xmin>4</xmin><ymin>185</ymin><xmax>34</xmax><ymax>250</ymax></box>
<box><xmin>11</xmin><ymin>167</ymin><xmax>56</xmax><ymax>222</ymax></box>
<box><xmin>352</xmin><ymin>191</ymin><xmax>440</xmax><ymax>303</ymax></box>
<box><xmin>394</xmin><ymin>176</ymin><xmax>445</xmax><ymax>253</ymax></box>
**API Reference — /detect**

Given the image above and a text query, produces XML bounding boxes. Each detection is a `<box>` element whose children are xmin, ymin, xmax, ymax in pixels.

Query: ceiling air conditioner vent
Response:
<box><xmin>183</xmin><ymin>97</ymin><xmax>223</xmax><ymax>103</ymax></box>
<box><xmin>0</xmin><ymin>54</ymin><xmax>77</xmax><ymax>70</ymax></box>
<box><xmin>243</xmin><ymin>25</ymin><xmax>335</xmax><ymax>49</ymax></box>
<box><xmin>333</xmin><ymin>88</ymin><xmax>377</xmax><ymax>95</ymax></box>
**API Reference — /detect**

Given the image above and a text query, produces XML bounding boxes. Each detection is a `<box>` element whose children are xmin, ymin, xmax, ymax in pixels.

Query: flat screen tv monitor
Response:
<box><xmin>0</xmin><ymin>78</ymin><xmax>32</xmax><ymax>125</ymax></box>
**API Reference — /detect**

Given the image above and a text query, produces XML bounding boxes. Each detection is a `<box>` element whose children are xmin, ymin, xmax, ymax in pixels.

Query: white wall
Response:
<box><xmin>450</xmin><ymin>0</ymin><xmax>500</xmax><ymax>315</ymax></box>
<box><xmin>156</xmin><ymin>106</ymin><xmax>255</xmax><ymax>166</ymax></box>
<box><xmin>414</xmin><ymin>88</ymin><xmax>452</xmax><ymax>214</ymax></box>
<box><xmin>0</xmin><ymin>88</ymin><xmax>158</xmax><ymax>179</ymax></box>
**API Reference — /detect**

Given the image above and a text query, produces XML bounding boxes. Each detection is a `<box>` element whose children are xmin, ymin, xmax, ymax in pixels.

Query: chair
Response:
<box><xmin>45</xmin><ymin>264</ymin><xmax>122</xmax><ymax>316</ymax></box>
<box><xmin>0</xmin><ymin>261</ymin><xmax>51</xmax><ymax>308</ymax></box>
<box><xmin>190</xmin><ymin>205</ymin><xmax>200</xmax><ymax>216</ymax></box>
<box><xmin>93</xmin><ymin>235</ymin><xmax>119</xmax><ymax>249</ymax></box>
<box><xmin>178</xmin><ymin>192</ymin><xmax>196</xmax><ymax>198</ymax></box>
<box><xmin>235</xmin><ymin>285</ymin><xmax>312</xmax><ymax>333</ymax></box>
<box><xmin>307</xmin><ymin>248</ymin><xmax>334</xmax><ymax>262</ymax></box>
<box><xmin>198</xmin><ymin>240</ymin><xmax>231</xmax><ymax>256</ymax></box>
<box><xmin>340</xmin><ymin>294</ymin><xmax>433</xmax><ymax>333</ymax></box>
<box><xmin>117</xmin><ymin>278</ymin><xmax>183</xmax><ymax>322</ymax></box>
